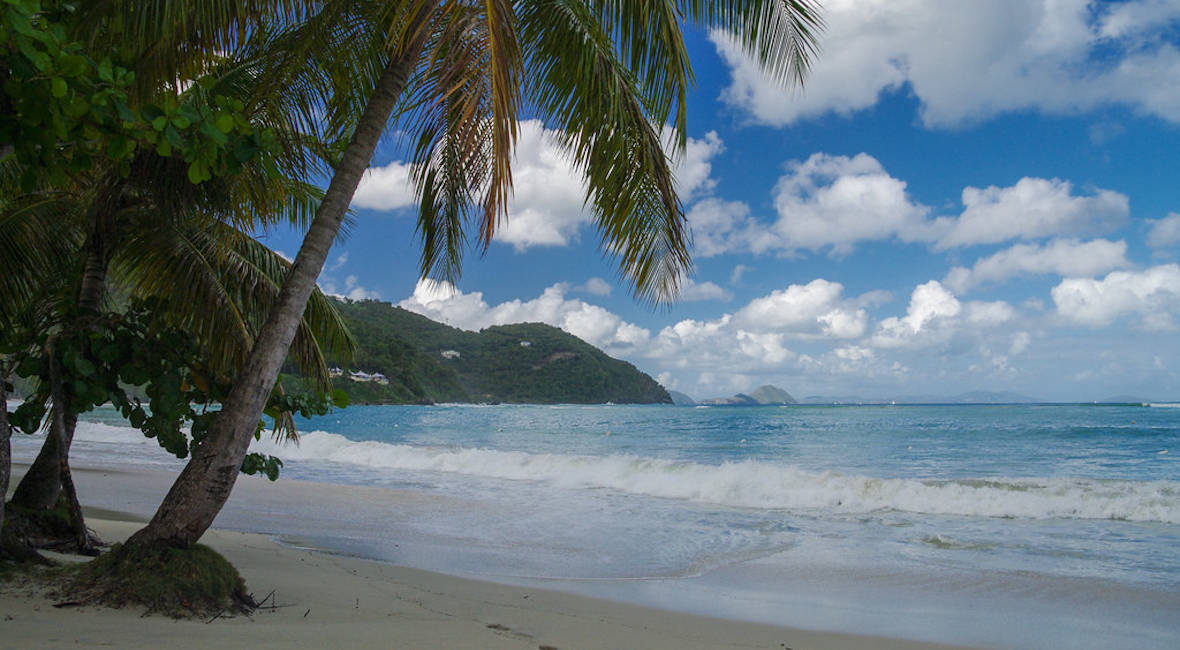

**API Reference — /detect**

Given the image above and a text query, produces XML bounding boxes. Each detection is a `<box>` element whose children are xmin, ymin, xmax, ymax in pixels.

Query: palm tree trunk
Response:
<box><xmin>0</xmin><ymin>358</ymin><xmax>35</xmax><ymax>561</ymax></box>
<box><xmin>76</xmin><ymin>226</ymin><xmax>110</xmax><ymax>314</ymax></box>
<box><xmin>10</xmin><ymin>214</ymin><xmax>109</xmax><ymax>512</ymax></box>
<box><xmin>9</xmin><ymin>426</ymin><xmax>63</xmax><ymax>509</ymax></box>
<box><xmin>1</xmin><ymin>358</ymin><xmax>11</xmax><ymax>532</ymax></box>
<box><xmin>7</xmin><ymin>410</ymin><xmax>81</xmax><ymax>513</ymax></box>
<box><xmin>127</xmin><ymin>28</ymin><xmax>430</xmax><ymax>548</ymax></box>
<box><xmin>44</xmin><ymin>346</ymin><xmax>93</xmax><ymax>553</ymax></box>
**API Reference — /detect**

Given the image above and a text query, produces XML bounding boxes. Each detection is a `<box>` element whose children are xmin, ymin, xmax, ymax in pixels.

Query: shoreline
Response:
<box><xmin>2</xmin><ymin>522</ymin><xmax>969</xmax><ymax>650</ymax></box>
<box><xmin>2</xmin><ymin>462</ymin><xmax>974</xmax><ymax>649</ymax></box>
<box><xmin>4</xmin><ymin>519</ymin><xmax>971</xmax><ymax>650</ymax></box>
<box><xmin>8</xmin><ymin>447</ymin><xmax>1177</xmax><ymax>649</ymax></box>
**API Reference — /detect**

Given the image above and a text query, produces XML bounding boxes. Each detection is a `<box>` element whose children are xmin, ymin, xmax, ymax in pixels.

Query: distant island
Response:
<box><xmin>679</xmin><ymin>385</ymin><xmax>798</xmax><ymax>406</ymax></box>
<box><xmin>298</xmin><ymin>298</ymin><xmax>671</xmax><ymax>405</ymax></box>
<box><xmin>668</xmin><ymin>387</ymin><xmax>1057</xmax><ymax>405</ymax></box>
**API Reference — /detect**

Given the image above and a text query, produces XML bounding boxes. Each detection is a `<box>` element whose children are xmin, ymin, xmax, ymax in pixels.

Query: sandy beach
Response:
<box><xmin>2</xmin><ymin>464</ymin><xmax>969</xmax><ymax>650</ymax></box>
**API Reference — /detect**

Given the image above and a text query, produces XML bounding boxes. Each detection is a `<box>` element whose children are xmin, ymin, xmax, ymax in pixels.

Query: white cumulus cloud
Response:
<box><xmin>1147</xmin><ymin>212</ymin><xmax>1180</xmax><ymax>249</ymax></box>
<box><xmin>685</xmin><ymin>197</ymin><xmax>761</xmax><ymax>257</ymax></box>
<box><xmin>494</xmin><ymin>120</ymin><xmax>589</xmax><ymax>250</ymax></box>
<box><xmin>964</xmin><ymin>301</ymin><xmax>1015</xmax><ymax>327</ymax></box>
<box><xmin>577</xmin><ymin>277</ymin><xmax>613</xmax><ymax>296</ymax></box>
<box><xmin>670</xmin><ymin>129</ymin><xmax>725</xmax><ymax>200</ymax></box>
<box><xmin>687</xmin><ymin>152</ymin><xmax>1126</xmax><ymax>258</ymax></box>
<box><xmin>352</xmin><ymin>161</ymin><xmax>416</xmax><ymax>211</ymax></box>
<box><xmin>770</xmin><ymin>153</ymin><xmax>935</xmax><ymax>255</ymax></box>
<box><xmin>398</xmin><ymin>279</ymin><xmax>650</xmax><ymax>349</ymax></box>
<box><xmin>943</xmin><ymin>239</ymin><xmax>1131</xmax><ymax>292</ymax></box>
<box><xmin>871</xmin><ymin>281</ymin><xmax>1019</xmax><ymax>350</ymax></box>
<box><xmin>1051</xmin><ymin>264</ymin><xmax>1180</xmax><ymax>330</ymax></box>
<box><xmin>711</xmin><ymin>0</ymin><xmax>1180</xmax><ymax>128</ymax></box>
<box><xmin>635</xmin><ymin>279</ymin><xmax>878</xmax><ymax>379</ymax></box>
<box><xmin>680</xmin><ymin>279</ymin><xmax>733</xmax><ymax>302</ymax></box>
<box><xmin>934</xmin><ymin>178</ymin><xmax>1128</xmax><ymax>249</ymax></box>
<box><xmin>733</xmin><ymin>279</ymin><xmax>868</xmax><ymax>339</ymax></box>
<box><xmin>875</xmin><ymin>281</ymin><xmax>961</xmax><ymax>343</ymax></box>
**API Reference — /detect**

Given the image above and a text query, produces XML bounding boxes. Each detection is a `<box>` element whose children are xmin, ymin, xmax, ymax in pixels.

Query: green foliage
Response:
<box><xmin>239</xmin><ymin>453</ymin><xmax>282</xmax><ymax>482</ymax></box>
<box><xmin>0</xmin><ymin>0</ymin><xmax>276</xmax><ymax>189</ymax></box>
<box><xmin>5</xmin><ymin>299</ymin><xmax>346</xmax><ymax>480</ymax></box>
<box><xmin>324</xmin><ymin>298</ymin><xmax>671</xmax><ymax>405</ymax></box>
<box><xmin>68</xmin><ymin>542</ymin><xmax>254</xmax><ymax>617</ymax></box>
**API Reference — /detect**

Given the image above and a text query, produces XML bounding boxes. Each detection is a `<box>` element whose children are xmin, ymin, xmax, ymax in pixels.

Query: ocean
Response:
<box><xmin>13</xmin><ymin>402</ymin><xmax>1180</xmax><ymax>649</ymax></box>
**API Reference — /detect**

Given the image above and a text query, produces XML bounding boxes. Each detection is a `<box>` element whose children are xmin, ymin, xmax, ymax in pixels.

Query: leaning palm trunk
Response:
<box><xmin>123</xmin><ymin>0</ymin><xmax>820</xmax><ymax>549</ymax></box>
<box><xmin>126</xmin><ymin>34</ymin><xmax>427</xmax><ymax>548</ymax></box>
<box><xmin>10</xmin><ymin>215</ymin><xmax>110</xmax><ymax>531</ymax></box>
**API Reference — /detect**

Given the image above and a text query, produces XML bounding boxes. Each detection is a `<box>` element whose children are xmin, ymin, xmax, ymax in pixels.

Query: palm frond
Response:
<box><xmin>403</xmin><ymin>3</ymin><xmax>496</xmax><ymax>282</ymax></box>
<box><xmin>475</xmin><ymin>0</ymin><xmax>522</xmax><ymax>243</ymax></box>
<box><xmin>76</xmin><ymin>0</ymin><xmax>319</xmax><ymax>102</ymax></box>
<box><xmin>589</xmin><ymin>0</ymin><xmax>694</xmax><ymax>144</ymax></box>
<box><xmin>678</xmin><ymin>0</ymin><xmax>823</xmax><ymax>87</ymax></box>
<box><xmin>519</xmin><ymin>0</ymin><xmax>691</xmax><ymax>304</ymax></box>
<box><xmin>112</xmin><ymin>216</ymin><xmax>356</xmax><ymax>389</ymax></box>
<box><xmin>0</xmin><ymin>190</ymin><xmax>85</xmax><ymax>333</ymax></box>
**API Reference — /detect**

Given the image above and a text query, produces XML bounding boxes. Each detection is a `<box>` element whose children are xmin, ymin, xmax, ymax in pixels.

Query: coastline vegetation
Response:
<box><xmin>2</xmin><ymin>0</ymin><xmax>355</xmax><ymax>562</ymax></box>
<box><xmin>299</xmin><ymin>297</ymin><xmax>671</xmax><ymax>404</ymax></box>
<box><xmin>2</xmin><ymin>0</ymin><xmax>821</xmax><ymax>617</ymax></box>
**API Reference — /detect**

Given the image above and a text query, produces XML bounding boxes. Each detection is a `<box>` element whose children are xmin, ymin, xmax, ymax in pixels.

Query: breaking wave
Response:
<box><xmin>53</xmin><ymin>421</ymin><xmax>1180</xmax><ymax>524</ymax></box>
<box><xmin>256</xmin><ymin>431</ymin><xmax>1180</xmax><ymax>524</ymax></box>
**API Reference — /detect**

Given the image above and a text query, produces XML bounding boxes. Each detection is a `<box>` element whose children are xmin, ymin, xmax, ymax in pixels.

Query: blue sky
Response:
<box><xmin>264</xmin><ymin>0</ymin><xmax>1180</xmax><ymax>402</ymax></box>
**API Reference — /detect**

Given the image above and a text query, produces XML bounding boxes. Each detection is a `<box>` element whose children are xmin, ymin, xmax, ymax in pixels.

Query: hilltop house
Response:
<box><xmin>347</xmin><ymin>370</ymin><xmax>389</xmax><ymax>385</ymax></box>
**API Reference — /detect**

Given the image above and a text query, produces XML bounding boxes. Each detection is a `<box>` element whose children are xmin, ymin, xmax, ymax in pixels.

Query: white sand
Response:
<box><xmin>2</xmin><ymin>464</ymin><xmax>970</xmax><ymax>649</ymax></box>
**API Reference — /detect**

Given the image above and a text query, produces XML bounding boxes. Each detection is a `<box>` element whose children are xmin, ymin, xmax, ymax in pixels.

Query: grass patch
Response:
<box><xmin>68</xmin><ymin>542</ymin><xmax>256</xmax><ymax>618</ymax></box>
<box><xmin>3</xmin><ymin>500</ymin><xmax>75</xmax><ymax>544</ymax></box>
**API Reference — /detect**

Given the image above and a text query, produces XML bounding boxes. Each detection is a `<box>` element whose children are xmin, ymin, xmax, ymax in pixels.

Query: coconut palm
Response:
<box><xmin>0</xmin><ymin>189</ymin><xmax>357</xmax><ymax>546</ymax></box>
<box><xmin>0</xmin><ymin>17</ymin><xmax>357</xmax><ymax>551</ymax></box>
<box><xmin>109</xmin><ymin>0</ymin><xmax>822</xmax><ymax>548</ymax></box>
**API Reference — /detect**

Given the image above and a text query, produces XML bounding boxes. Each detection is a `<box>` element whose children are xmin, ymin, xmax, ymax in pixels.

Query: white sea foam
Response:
<box><xmin>248</xmin><ymin>430</ymin><xmax>1180</xmax><ymax>524</ymax></box>
<box><xmin>56</xmin><ymin>421</ymin><xmax>1180</xmax><ymax>523</ymax></box>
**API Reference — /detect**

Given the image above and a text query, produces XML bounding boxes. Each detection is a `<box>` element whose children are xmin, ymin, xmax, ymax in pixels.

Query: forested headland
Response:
<box><xmin>287</xmin><ymin>298</ymin><xmax>671</xmax><ymax>405</ymax></box>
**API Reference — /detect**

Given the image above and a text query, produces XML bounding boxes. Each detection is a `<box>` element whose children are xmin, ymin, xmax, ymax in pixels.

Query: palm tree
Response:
<box><xmin>0</xmin><ymin>191</ymin><xmax>356</xmax><ymax>546</ymax></box>
<box><xmin>120</xmin><ymin>0</ymin><xmax>822</xmax><ymax>548</ymax></box>
<box><xmin>1</xmin><ymin>16</ymin><xmax>357</xmax><ymax>551</ymax></box>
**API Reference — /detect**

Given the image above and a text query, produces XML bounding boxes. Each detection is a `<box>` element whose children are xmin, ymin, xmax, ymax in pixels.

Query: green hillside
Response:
<box><xmin>312</xmin><ymin>298</ymin><xmax>670</xmax><ymax>405</ymax></box>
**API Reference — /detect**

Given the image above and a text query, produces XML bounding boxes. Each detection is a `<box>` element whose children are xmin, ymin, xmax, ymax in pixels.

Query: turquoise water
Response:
<box><xmin>31</xmin><ymin>403</ymin><xmax>1180</xmax><ymax>648</ymax></box>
